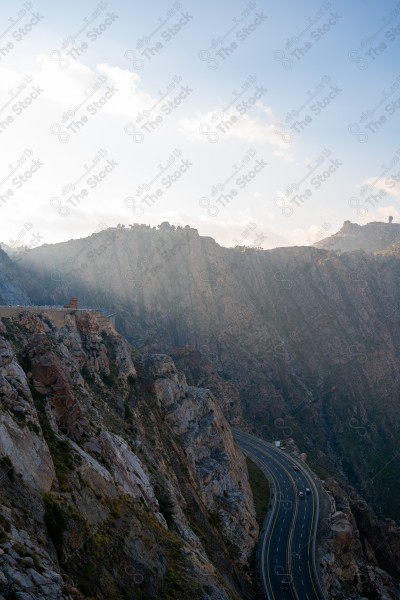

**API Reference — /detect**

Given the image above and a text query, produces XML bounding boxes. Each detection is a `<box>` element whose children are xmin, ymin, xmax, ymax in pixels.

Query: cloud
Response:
<box><xmin>194</xmin><ymin>214</ymin><xmax>289</xmax><ymax>249</ymax></box>
<box><xmin>274</xmin><ymin>149</ymin><xmax>294</xmax><ymax>162</ymax></box>
<box><xmin>28</xmin><ymin>56</ymin><xmax>155</xmax><ymax>119</ymax></box>
<box><xmin>0</xmin><ymin>56</ymin><xmax>176</xmax><ymax>246</ymax></box>
<box><xmin>284</xmin><ymin>223</ymin><xmax>334</xmax><ymax>246</ymax></box>
<box><xmin>178</xmin><ymin>105</ymin><xmax>294</xmax><ymax>158</ymax></box>
<box><xmin>359</xmin><ymin>175</ymin><xmax>400</xmax><ymax>202</ymax></box>
<box><xmin>364</xmin><ymin>205</ymin><xmax>400</xmax><ymax>223</ymax></box>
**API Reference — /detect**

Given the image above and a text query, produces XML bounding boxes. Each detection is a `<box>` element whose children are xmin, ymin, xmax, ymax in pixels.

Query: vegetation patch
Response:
<box><xmin>43</xmin><ymin>493</ymin><xmax>69</xmax><ymax>558</ymax></box>
<box><xmin>124</xmin><ymin>399</ymin><xmax>133</xmax><ymax>423</ymax></box>
<box><xmin>154</xmin><ymin>482</ymin><xmax>175</xmax><ymax>527</ymax></box>
<box><xmin>0</xmin><ymin>455</ymin><xmax>14</xmax><ymax>472</ymax></box>
<box><xmin>100</xmin><ymin>371</ymin><xmax>114</xmax><ymax>387</ymax></box>
<box><xmin>246</xmin><ymin>457</ymin><xmax>270</xmax><ymax>526</ymax></box>
<box><xmin>0</xmin><ymin>512</ymin><xmax>11</xmax><ymax>543</ymax></box>
<box><xmin>30</xmin><ymin>385</ymin><xmax>80</xmax><ymax>490</ymax></box>
<box><xmin>80</xmin><ymin>363</ymin><xmax>94</xmax><ymax>384</ymax></box>
<box><xmin>162</xmin><ymin>537</ymin><xmax>187</xmax><ymax>599</ymax></box>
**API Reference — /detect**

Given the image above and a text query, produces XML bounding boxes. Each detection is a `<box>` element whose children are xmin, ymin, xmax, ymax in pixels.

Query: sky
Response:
<box><xmin>0</xmin><ymin>0</ymin><xmax>399</xmax><ymax>250</ymax></box>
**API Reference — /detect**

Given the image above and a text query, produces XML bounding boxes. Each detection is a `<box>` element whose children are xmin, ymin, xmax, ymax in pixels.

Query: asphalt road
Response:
<box><xmin>234</xmin><ymin>430</ymin><xmax>325</xmax><ymax>600</ymax></box>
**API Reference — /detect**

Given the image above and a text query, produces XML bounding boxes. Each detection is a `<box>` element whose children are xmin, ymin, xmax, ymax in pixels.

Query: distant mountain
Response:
<box><xmin>376</xmin><ymin>240</ymin><xmax>400</xmax><ymax>256</ymax></box>
<box><xmin>0</xmin><ymin>247</ymin><xmax>32</xmax><ymax>305</ymax></box>
<box><xmin>314</xmin><ymin>220</ymin><xmax>400</xmax><ymax>253</ymax></box>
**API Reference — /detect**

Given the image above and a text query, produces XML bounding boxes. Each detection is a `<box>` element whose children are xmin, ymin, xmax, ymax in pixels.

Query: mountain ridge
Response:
<box><xmin>314</xmin><ymin>219</ymin><xmax>400</xmax><ymax>253</ymax></box>
<box><xmin>12</xmin><ymin>222</ymin><xmax>400</xmax><ymax>521</ymax></box>
<box><xmin>1</xmin><ymin>220</ymin><xmax>400</xmax><ymax>597</ymax></box>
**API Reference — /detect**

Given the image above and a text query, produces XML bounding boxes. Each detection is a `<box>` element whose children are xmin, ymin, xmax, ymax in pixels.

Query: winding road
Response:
<box><xmin>234</xmin><ymin>430</ymin><xmax>325</xmax><ymax>600</ymax></box>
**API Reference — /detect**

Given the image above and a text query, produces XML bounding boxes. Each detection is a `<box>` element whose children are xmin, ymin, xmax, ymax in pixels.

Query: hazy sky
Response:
<box><xmin>0</xmin><ymin>0</ymin><xmax>399</xmax><ymax>250</ymax></box>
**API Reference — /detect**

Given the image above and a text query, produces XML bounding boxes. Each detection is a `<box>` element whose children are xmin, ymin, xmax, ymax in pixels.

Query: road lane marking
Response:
<box><xmin>234</xmin><ymin>431</ymin><xmax>323</xmax><ymax>600</ymax></box>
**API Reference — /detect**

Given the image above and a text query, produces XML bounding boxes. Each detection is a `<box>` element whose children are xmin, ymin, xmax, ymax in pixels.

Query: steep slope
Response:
<box><xmin>318</xmin><ymin>477</ymin><xmax>400</xmax><ymax>599</ymax></box>
<box><xmin>0</xmin><ymin>310</ymin><xmax>258</xmax><ymax>599</ymax></box>
<box><xmin>169</xmin><ymin>346</ymin><xmax>244</xmax><ymax>426</ymax></box>
<box><xmin>314</xmin><ymin>220</ymin><xmax>400</xmax><ymax>253</ymax></box>
<box><xmin>0</xmin><ymin>248</ymin><xmax>32</xmax><ymax>305</ymax></box>
<box><xmin>376</xmin><ymin>240</ymin><xmax>400</xmax><ymax>256</ymax></box>
<box><xmin>17</xmin><ymin>226</ymin><xmax>400</xmax><ymax>523</ymax></box>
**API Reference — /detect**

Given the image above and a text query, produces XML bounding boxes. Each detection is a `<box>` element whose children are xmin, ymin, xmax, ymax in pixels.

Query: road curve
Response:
<box><xmin>234</xmin><ymin>430</ymin><xmax>325</xmax><ymax>600</ymax></box>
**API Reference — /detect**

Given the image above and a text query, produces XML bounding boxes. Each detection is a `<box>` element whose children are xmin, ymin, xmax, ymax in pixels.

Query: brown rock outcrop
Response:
<box><xmin>0</xmin><ymin>311</ymin><xmax>258</xmax><ymax>599</ymax></box>
<box><xmin>318</xmin><ymin>478</ymin><xmax>400</xmax><ymax>599</ymax></box>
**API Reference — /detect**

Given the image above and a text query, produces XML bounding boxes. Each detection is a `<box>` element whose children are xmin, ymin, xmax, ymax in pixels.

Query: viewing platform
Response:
<box><xmin>0</xmin><ymin>298</ymin><xmax>116</xmax><ymax>329</ymax></box>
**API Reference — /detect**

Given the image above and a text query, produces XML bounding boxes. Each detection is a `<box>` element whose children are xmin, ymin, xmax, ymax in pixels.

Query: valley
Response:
<box><xmin>1</xmin><ymin>220</ymin><xmax>400</xmax><ymax>598</ymax></box>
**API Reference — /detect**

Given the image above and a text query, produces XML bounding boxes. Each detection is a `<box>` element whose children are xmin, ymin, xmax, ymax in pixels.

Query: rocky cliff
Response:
<box><xmin>0</xmin><ymin>248</ymin><xmax>31</xmax><ymax>306</ymax></box>
<box><xmin>169</xmin><ymin>346</ymin><xmax>244</xmax><ymax>427</ymax></box>
<box><xmin>274</xmin><ymin>436</ymin><xmax>400</xmax><ymax>598</ymax></box>
<box><xmin>314</xmin><ymin>220</ymin><xmax>400</xmax><ymax>253</ymax></box>
<box><xmin>18</xmin><ymin>225</ymin><xmax>400</xmax><ymax>526</ymax></box>
<box><xmin>317</xmin><ymin>477</ymin><xmax>400</xmax><ymax>599</ymax></box>
<box><xmin>0</xmin><ymin>309</ymin><xmax>258</xmax><ymax>599</ymax></box>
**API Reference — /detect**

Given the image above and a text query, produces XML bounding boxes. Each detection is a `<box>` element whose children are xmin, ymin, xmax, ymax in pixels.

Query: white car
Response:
<box><xmin>298</xmin><ymin>491</ymin><xmax>305</xmax><ymax>498</ymax></box>
<box><xmin>305</xmin><ymin>488</ymin><xmax>311</xmax><ymax>495</ymax></box>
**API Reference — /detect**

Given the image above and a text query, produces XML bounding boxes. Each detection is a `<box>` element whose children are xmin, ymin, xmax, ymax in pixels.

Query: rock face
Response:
<box><xmin>0</xmin><ymin>248</ymin><xmax>31</xmax><ymax>305</ymax></box>
<box><xmin>145</xmin><ymin>353</ymin><xmax>256</xmax><ymax>563</ymax></box>
<box><xmin>18</xmin><ymin>225</ymin><xmax>400</xmax><ymax>525</ymax></box>
<box><xmin>0</xmin><ymin>311</ymin><xmax>258</xmax><ymax>599</ymax></box>
<box><xmin>169</xmin><ymin>346</ymin><xmax>244</xmax><ymax>426</ymax></box>
<box><xmin>318</xmin><ymin>478</ymin><xmax>400</xmax><ymax>599</ymax></box>
<box><xmin>314</xmin><ymin>220</ymin><xmax>400</xmax><ymax>253</ymax></box>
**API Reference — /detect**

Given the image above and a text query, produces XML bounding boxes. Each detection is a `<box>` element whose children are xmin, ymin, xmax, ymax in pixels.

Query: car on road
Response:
<box><xmin>293</xmin><ymin>465</ymin><xmax>299</xmax><ymax>471</ymax></box>
<box><xmin>299</xmin><ymin>491</ymin><xmax>305</xmax><ymax>498</ymax></box>
<box><xmin>305</xmin><ymin>487</ymin><xmax>311</xmax><ymax>494</ymax></box>
<box><xmin>280</xmin><ymin>580</ymin><xmax>288</xmax><ymax>591</ymax></box>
